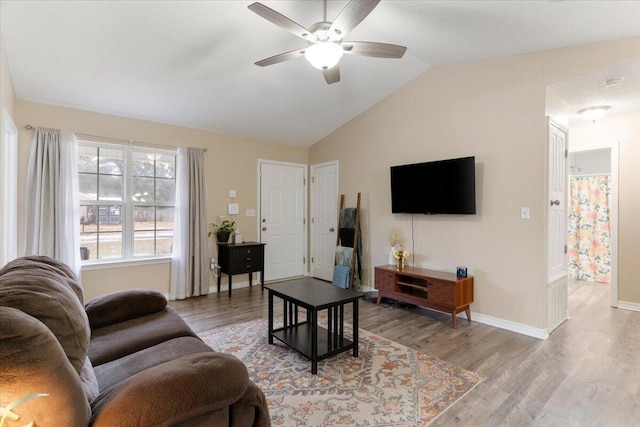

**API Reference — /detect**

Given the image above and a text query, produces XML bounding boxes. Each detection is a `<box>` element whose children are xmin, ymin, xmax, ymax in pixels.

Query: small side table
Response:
<box><xmin>217</xmin><ymin>242</ymin><xmax>266</xmax><ymax>297</ymax></box>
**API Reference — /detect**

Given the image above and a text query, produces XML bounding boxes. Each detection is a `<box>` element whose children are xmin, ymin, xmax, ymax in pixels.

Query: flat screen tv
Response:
<box><xmin>390</xmin><ymin>156</ymin><xmax>476</xmax><ymax>215</ymax></box>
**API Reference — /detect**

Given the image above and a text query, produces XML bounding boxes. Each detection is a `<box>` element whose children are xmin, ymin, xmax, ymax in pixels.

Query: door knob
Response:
<box><xmin>550</xmin><ymin>200</ymin><xmax>560</xmax><ymax>206</ymax></box>
<box><xmin>329</xmin><ymin>227</ymin><xmax>335</xmax><ymax>232</ymax></box>
<box><xmin>262</xmin><ymin>226</ymin><xmax>267</xmax><ymax>231</ymax></box>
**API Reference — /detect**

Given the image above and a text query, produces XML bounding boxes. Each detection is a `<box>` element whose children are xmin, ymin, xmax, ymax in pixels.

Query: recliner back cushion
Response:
<box><xmin>0</xmin><ymin>256</ymin><xmax>90</xmax><ymax>377</ymax></box>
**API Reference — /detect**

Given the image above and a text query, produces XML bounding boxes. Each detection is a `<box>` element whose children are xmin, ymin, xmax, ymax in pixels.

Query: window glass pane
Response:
<box><xmin>98</xmin><ymin>175</ymin><xmax>123</xmax><ymax>201</ymax></box>
<box><xmin>98</xmin><ymin>207</ymin><xmax>122</xmax><ymax>259</ymax></box>
<box><xmin>79</xmin><ymin>205</ymin><xmax>98</xmax><ymax>260</ymax></box>
<box><xmin>132</xmin><ymin>177</ymin><xmax>154</xmax><ymax>202</ymax></box>
<box><xmin>134</xmin><ymin>206</ymin><xmax>155</xmax><ymax>230</ymax></box>
<box><xmin>155</xmin><ymin>178</ymin><xmax>175</xmax><ymax>202</ymax></box>
<box><xmin>133</xmin><ymin>151</ymin><xmax>155</xmax><ymax>177</ymax></box>
<box><xmin>78</xmin><ymin>146</ymin><xmax>97</xmax><ymax>173</ymax></box>
<box><xmin>134</xmin><ymin>206</ymin><xmax>154</xmax><ymax>256</ymax></box>
<box><xmin>78</xmin><ymin>173</ymin><xmax>97</xmax><ymax>201</ymax></box>
<box><xmin>156</xmin><ymin>207</ymin><xmax>174</xmax><ymax>255</ymax></box>
<box><xmin>156</xmin><ymin>155</ymin><xmax>176</xmax><ymax>179</ymax></box>
<box><xmin>99</xmin><ymin>148</ymin><xmax>124</xmax><ymax>175</ymax></box>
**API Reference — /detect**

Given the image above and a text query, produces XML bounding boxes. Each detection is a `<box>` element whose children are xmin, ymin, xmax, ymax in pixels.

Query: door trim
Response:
<box><xmin>568</xmin><ymin>142</ymin><xmax>619</xmax><ymax>308</ymax></box>
<box><xmin>257</xmin><ymin>159</ymin><xmax>308</xmax><ymax>278</ymax></box>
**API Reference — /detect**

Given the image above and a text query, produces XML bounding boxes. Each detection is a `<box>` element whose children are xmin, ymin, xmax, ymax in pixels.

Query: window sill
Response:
<box><xmin>81</xmin><ymin>256</ymin><xmax>171</xmax><ymax>271</ymax></box>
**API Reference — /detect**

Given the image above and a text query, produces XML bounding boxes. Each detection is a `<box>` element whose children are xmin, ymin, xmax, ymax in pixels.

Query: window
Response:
<box><xmin>78</xmin><ymin>140</ymin><xmax>176</xmax><ymax>262</ymax></box>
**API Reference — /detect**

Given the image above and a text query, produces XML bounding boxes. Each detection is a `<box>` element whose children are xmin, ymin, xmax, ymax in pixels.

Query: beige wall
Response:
<box><xmin>570</xmin><ymin>111</ymin><xmax>640</xmax><ymax>305</ymax></box>
<box><xmin>310</xmin><ymin>37</ymin><xmax>640</xmax><ymax>330</ymax></box>
<box><xmin>15</xmin><ymin>100</ymin><xmax>308</xmax><ymax>301</ymax></box>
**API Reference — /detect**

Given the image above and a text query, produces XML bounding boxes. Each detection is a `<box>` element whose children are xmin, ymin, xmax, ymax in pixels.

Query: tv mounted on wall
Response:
<box><xmin>390</xmin><ymin>156</ymin><xmax>476</xmax><ymax>215</ymax></box>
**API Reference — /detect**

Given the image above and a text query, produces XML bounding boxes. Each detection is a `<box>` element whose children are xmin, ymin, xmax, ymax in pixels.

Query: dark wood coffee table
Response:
<box><xmin>265</xmin><ymin>279</ymin><xmax>364</xmax><ymax>374</ymax></box>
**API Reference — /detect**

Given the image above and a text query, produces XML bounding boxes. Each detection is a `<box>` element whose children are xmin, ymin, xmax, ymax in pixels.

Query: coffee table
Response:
<box><xmin>265</xmin><ymin>279</ymin><xmax>364</xmax><ymax>374</ymax></box>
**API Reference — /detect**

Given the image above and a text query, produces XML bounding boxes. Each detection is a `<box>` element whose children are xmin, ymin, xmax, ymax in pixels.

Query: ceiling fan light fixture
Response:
<box><xmin>304</xmin><ymin>42</ymin><xmax>343</xmax><ymax>70</ymax></box>
<box><xmin>577</xmin><ymin>105</ymin><xmax>610</xmax><ymax>121</ymax></box>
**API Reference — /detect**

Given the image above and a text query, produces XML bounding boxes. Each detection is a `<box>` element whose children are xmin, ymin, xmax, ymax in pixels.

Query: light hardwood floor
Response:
<box><xmin>170</xmin><ymin>279</ymin><xmax>640</xmax><ymax>426</ymax></box>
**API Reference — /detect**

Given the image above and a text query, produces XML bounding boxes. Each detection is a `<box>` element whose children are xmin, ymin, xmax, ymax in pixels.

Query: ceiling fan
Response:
<box><xmin>248</xmin><ymin>0</ymin><xmax>407</xmax><ymax>84</ymax></box>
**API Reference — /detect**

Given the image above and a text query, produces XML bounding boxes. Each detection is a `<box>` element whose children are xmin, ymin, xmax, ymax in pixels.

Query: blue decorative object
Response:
<box><xmin>457</xmin><ymin>267</ymin><xmax>468</xmax><ymax>278</ymax></box>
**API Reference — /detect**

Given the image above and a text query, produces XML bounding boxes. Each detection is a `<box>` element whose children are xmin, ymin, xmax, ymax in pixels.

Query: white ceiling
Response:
<box><xmin>1</xmin><ymin>0</ymin><xmax>640</xmax><ymax>147</ymax></box>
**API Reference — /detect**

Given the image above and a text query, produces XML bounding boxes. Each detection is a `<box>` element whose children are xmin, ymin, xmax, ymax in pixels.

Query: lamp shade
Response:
<box><xmin>304</xmin><ymin>42</ymin><xmax>343</xmax><ymax>70</ymax></box>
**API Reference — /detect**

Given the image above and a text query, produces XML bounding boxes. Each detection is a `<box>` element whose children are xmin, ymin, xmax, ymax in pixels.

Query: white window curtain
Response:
<box><xmin>25</xmin><ymin>127</ymin><xmax>81</xmax><ymax>276</ymax></box>
<box><xmin>170</xmin><ymin>146</ymin><xmax>209</xmax><ymax>300</ymax></box>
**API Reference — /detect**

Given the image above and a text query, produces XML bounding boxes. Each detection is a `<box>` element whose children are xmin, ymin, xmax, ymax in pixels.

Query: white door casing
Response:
<box><xmin>311</xmin><ymin>161</ymin><xmax>338</xmax><ymax>282</ymax></box>
<box><xmin>1</xmin><ymin>109</ymin><xmax>18</xmax><ymax>265</ymax></box>
<box><xmin>548</xmin><ymin>120</ymin><xmax>568</xmax><ymax>282</ymax></box>
<box><xmin>259</xmin><ymin>160</ymin><xmax>306</xmax><ymax>281</ymax></box>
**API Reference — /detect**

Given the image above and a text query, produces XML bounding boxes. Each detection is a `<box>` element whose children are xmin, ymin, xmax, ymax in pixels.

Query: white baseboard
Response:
<box><xmin>616</xmin><ymin>300</ymin><xmax>640</xmax><ymax>312</ymax></box>
<box><xmin>464</xmin><ymin>311</ymin><xmax>549</xmax><ymax>340</ymax></box>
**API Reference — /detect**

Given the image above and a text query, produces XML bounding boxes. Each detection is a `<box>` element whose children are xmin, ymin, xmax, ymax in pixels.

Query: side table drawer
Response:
<box><xmin>229</xmin><ymin>247</ymin><xmax>264</xmax><ymax>274</ymax></box>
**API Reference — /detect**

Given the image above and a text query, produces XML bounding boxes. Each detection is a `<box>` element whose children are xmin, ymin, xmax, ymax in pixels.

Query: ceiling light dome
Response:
<box><xmin>304</xmin><ymin>42</ymin><xmax>343</xmax><ymax>70</ymax></box>
<box><xmin>578</xmin><ymin>105</ymin><xmax>610</xmax><ymax>121</ymax></box>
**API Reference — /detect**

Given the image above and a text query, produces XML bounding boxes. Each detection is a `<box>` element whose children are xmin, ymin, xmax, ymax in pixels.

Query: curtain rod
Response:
<box><xmin>24</xmin><ymin>124</ymin><xmax>207</xmax><ymax>152</ymax></box>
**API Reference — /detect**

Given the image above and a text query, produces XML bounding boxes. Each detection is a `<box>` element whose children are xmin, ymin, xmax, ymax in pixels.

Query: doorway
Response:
<box><xmin>567</xmin><ymin>144</ymin><xmax>618</xmax><ymax>307</ymax></box>
<box><xmin>258</xmin><ymin>160</ymin><xmax>307</xmax><ymax>282</ymax></box>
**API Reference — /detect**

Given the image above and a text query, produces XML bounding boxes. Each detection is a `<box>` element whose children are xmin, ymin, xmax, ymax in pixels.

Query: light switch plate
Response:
<box><xmin>521</xmin><ymin>207</ymin><xmax>530</xmax><ymax>219</ymax></box>
<box><xmin>229</xmin><ymin>189</ymin><xmax>236</xmax><ymax>198</ymax></box>
<box><xmin>228</xmin><ymin>203</ymin><xmax>239</xmax><ymax>215</ymax></box>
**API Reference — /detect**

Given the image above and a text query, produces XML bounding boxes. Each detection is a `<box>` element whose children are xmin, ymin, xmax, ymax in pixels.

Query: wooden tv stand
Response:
<box><xmin>374</xmin><ymin>265</ymin><xmax>474</xmax><ymax>328</ymax></box>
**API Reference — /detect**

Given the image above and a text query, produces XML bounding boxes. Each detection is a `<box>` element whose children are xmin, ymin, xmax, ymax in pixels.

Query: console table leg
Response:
<box><xmin>452</xmin><ymin>312</ymin><xmax>457</xmax><ymax>329</ymax></box>
<box><xmin>376</xmin><ymin>294</ymin><xmax>382</xmax><ymax>305</ymax></box>
<box><xmin>465</xmin><ymin>307</ymin><xmax>471</xmax><ymax>322</ymax></box>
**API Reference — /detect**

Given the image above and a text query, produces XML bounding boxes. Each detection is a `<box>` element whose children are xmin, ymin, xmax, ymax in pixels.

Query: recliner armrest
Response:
<box><xmin>85</xmin><ymin>289</ymin><xmax>167</xmax><ymax>329</ymax></box>
<box><xmin>91</xmin><ymin>352</ymin><xmax>250</xmax><ymax>427</ymax></box>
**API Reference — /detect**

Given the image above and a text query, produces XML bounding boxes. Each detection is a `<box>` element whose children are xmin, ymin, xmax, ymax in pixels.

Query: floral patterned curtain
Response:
<box><xmin>568</xmin><ymin>175</ymin><xmax>611</xmax><ymax>283</ymax></box>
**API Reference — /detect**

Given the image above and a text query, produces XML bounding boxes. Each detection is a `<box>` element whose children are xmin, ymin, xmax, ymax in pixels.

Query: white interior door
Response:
<box><xmin>259</xmin><ymin>161</ymin><xmax>306</xmax><ymax>281</ymax></box>
<box><xmin>548</xmin><ymin>120</ymin><xmax>568</xmax><ymax>282</ymax></box>
<box><xmin>311</xmin><ymin>161</ymin><xmax>338</xmax><ymax>282</ymax></box>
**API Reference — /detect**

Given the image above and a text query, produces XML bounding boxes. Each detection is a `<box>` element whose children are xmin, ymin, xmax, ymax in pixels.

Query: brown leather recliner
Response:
<box><xmin>0</xmin><ymin>256</ymin><xmax>270</xmax><ymax>427</ymax></box>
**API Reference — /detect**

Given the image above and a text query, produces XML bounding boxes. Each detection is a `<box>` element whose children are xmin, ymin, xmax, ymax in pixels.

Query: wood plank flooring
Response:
<box><xmin>170</xmin><ymin>278</ymin><xmax>640</xmax><ymax>426</ymax></box>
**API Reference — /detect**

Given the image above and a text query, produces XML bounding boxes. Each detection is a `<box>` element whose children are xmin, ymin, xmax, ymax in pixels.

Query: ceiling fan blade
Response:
<box><xmin>323</xmin><ymin>66</ymin><xmax>340</xmax><ymax>85</ymax></box>
<box><xmin>342</xmin><ymin>41</ymin><xmax>407</xmax><ymax>58</ymax></box>
<box><xmin>329</xmin><ymin>0</ymin><xmax>381</xmax><ymax>39</ymax></box>
<box><xmin>255</xmin><ymin>48</ymin><xmax>306</xmax><ymax>67</ymax></box>
<box><xmin>248</xmin><ymin>2</ymin><xmax>315</xmax><ymax>41</ymax></box>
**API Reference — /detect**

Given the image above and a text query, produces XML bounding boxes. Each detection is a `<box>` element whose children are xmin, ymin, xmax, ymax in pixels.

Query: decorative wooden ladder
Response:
<box><xmin>336</xmin><ymin>192</ymin><xmax>361</xmax><ymax>291</ymax></box>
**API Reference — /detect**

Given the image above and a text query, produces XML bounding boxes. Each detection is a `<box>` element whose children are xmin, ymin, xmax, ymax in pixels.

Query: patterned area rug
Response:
<box><xmin>201</xmin><ymin>318</ymin><xmax>484</xmax><ymax>426</ymax></box>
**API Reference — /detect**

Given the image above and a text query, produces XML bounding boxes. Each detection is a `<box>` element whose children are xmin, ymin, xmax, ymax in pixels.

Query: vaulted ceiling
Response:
<box><xmin>2</xmin><ymin>1</ymin><xmax>639</xmax><ymax>146</ymax></box>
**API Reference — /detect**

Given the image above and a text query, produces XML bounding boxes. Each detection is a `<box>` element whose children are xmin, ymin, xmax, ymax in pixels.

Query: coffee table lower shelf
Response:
<box><xmin>271</xmin><ymin>323</ymin><xmax>355</xmax><ymax>362</ymax></box>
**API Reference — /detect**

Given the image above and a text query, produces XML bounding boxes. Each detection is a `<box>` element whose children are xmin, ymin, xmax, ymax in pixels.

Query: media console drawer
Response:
<box><xmin>374</xmin><ymin>265</ymin><xmax>473</xmax><ymax>328</ymax></box>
